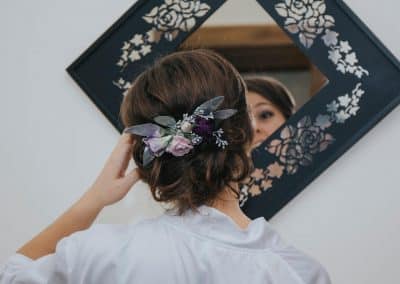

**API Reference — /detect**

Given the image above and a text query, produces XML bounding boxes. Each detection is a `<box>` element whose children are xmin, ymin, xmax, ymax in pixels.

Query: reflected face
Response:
<box><xmin>246</xmin><ymin>91</ymin><xmax>287</xmax><ymax>148</ymax></box>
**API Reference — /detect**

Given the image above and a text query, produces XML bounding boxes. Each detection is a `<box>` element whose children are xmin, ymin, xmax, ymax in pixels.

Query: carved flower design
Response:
<box><xmin>326</xmin><ymin>83</ymin><xmax>364</xmax><ymax>123</ymax></box>
<box><xmin>275</xmin><ymin>0</ymin><xmax>335</xmax><ymax>47</ymax></box>
<box><xmin>143</xmin><ymin>0</ymin><xmax>210</xmax><ymax>41</ymax></box>
<box><xmin>267</xmin><ymin>116</ymin><xmax>334</xmax><ymax>174</ymax></box>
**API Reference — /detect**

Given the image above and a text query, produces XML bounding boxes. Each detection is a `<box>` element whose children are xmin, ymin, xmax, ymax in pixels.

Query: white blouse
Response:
<box><xmin>0</xmin><ymin>205</ymin><xmax>331</xmax><ymax>284</ymax></box>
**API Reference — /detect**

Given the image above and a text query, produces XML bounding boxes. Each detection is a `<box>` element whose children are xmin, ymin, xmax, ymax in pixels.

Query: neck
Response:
<box><xmin>208</xmin><ymin>183</ymin><xmax>252</xmax><ymax>229</ymax></box>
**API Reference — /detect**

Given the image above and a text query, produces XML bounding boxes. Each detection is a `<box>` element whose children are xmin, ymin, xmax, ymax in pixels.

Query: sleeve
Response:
<box><xmin>276</xmin><ymin>244</ymin><xmax>332</xmax><ymax>284</ymax></box>
<box><xmin>264</xmin><ymin>222</ymin><xmax>332</xmax><ymax>284</ymax></box>
<box><xmin>0</xmin><ymin>235</ymin><xmax>76</xmax><ymax>284</ymax></box>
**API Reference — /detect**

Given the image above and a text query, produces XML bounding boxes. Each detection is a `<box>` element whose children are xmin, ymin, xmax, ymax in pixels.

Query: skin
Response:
<box><xmin>18</xmin><ymin>133</ymin><xmax>253</xmax><ymax>260</ymax></box>
<box><xmin>246</xmin><ymin>91</ymin><xmax>287</xmax><ymax>148</ymax></box>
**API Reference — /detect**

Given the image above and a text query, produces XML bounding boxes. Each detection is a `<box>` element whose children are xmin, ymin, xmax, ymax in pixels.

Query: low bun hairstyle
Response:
<box><xmin>120</xmin><ymin>49</ymin><xmax>254</xmax><ymax>215</ymax></box>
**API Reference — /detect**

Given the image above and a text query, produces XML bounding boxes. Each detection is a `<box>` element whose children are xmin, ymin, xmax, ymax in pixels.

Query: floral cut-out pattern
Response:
<box><xmin>274</xmin><ymin>0</ymin><xmax>369</xmax><ymax>78</ymax></box>
<box><xmin>275</xmin><ymin>0</ymin><xmax>335</xmax><ymax>48</ymax></box>
<box><xmin>115</xmin><ymin>0</ymin><xmax>211</xmax><ymax>71</ymax></box>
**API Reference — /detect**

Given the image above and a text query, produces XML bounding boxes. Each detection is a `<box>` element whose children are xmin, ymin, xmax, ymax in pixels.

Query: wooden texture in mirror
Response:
<box><xmin>180</xmin><ymin>24</ymin><xmax>327</xmax><ymax>98</ymax></box>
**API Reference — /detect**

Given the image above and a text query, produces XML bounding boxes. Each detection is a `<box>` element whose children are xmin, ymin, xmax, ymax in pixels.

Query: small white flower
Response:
<box><xmin>140</xmin><ymin>45</ymin><xmax>152</xmax><ymax>56</ymax></box>
<box><xmin>180</xmin><ymin>121</ymin><xmax>193</xmax><ymax>133</ymax></box>
<box><xmin>146</xmin><ymin>28</ymin><xmax>162</xmax><ymax>43</ymax></box>
<box><xmin>345</xmin><ymin>52</ymin><xmax>358</xmax><ymax>65</ymax></box>
<box><xmin>339</xmin><ymin>41</ymin><xmax>352</xmax><ymax>53</ymax></box>
<box><xmin>336</xmin><ymin>63</ymin><xmax>346</xmax><ymax>74</ymax></box>
<box><xmin>348</xmin><ymin>106</ymin><xmax>360</xmax><ymax>116</ymax></box>
<box><xmin>354</xmin><ymin>88</ymin><xmax>365</xmax><ymax>97</ymax></box>
<box><xmin>322</xmin><ymin>29</ymin><xmax>339</xmax><ymax>46</ymax></box>
<box><xmin>346</xmin><ymin>65</ymin><xmax>356</xmax><ymax>73</ymax></box>
<box><xmin>130</xmin><ymin>34</ymin><xmax>144</xmax><ymax>46</ymax></box>
<box><xmin>335</xmin><ymin>110</ymin><xmax>350</xmax><ymax>123</ymax></box>
<box><xmin>121</xmin><ymin>51</ymin><xmax>129</xmax><ymax>61</ymax></box>
<box><xmin>355</xmin><ymin>69</ymin><xmax>364</xmax><ymax>78</ymax></box>
<box><xmin>328</xmin><ymin>49</ymin><xmax>342</xmax><ymax>64</ymax></box>
<box><xmin>128</xmin><ymin>50</ymin><xmax>141</xmax><ymax>62</ymax></box>
<box><xmin>326</xmin><ymin>101</ymin><xmax>339</xmax><ymax>112</ymax></box>
<box><xmin>315</xmin><ymin>114</ymin><xmax>332</xmax><ymax>129</ymax></box>
<box><xmin>338</xmin><ymin>94</ymin><xmax>351</xmax><ymax>107</ymax></box>
<box><xmin>122</xmin><ymin>42</ymin><xmax>131</xmax><ymax>51</ymax></box>
<box><xmin>351</xmin><ymin>97</ymin><xmax>360</xmax><ymax>106</ymax></box>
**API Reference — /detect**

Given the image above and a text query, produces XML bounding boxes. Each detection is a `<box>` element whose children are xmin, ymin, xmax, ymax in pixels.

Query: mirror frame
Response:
<box><xmin>67</xmin><ymin>0</ymin><xmax>400</xmax><ymax>220</ymax></box>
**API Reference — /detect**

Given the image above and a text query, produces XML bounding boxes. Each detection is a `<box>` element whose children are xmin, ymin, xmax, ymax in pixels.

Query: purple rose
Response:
<box><xmin>166</xmin><ymin>135</ymin><xmax>193</xmax><ymax>156</ymax></box>
<box><xmin>193</xmin><ymin>117</ymin><xmax>214</xmax><ymax>139</ymax></box>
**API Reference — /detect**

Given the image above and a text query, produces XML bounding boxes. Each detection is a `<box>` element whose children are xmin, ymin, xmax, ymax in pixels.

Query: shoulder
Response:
<box><xmin>262</xmin><ymin>222</ymin><xmax>332</xmax><ymax>284</ymax></box>
<box><xmin>65</xmin><ymin>216</ymin><xmax>164</xmax><ymax>251</ymax></box>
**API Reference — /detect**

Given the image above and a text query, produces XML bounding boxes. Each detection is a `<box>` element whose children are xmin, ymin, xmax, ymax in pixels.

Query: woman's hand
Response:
<box><xmin>88</xmin><ymin>133</ymin><xmax>140</xmax><ymax>207</ymax></box>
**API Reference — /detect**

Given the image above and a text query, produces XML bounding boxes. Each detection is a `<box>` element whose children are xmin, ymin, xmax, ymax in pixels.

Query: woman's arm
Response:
<box><xmin>17</xmin><ymin>133</ymin><xmax>139</xmax><ymax>260</ymax></box>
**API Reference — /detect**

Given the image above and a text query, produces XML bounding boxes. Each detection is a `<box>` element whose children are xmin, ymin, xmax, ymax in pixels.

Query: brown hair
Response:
<box><xmin>120</xmin><ymin>49</ymin><xmax>254</xmax><ymax>215</ymax></box>
<box><xmin>244</xmin><ymin>77</ymin><xmax>296</xmax><ymax>119</ymax></box>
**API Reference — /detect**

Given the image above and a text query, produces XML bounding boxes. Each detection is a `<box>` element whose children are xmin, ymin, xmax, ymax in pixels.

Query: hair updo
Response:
<box><xmin>120</xmin><ymin>49</ymin><xmax>254</xmax><ymax>215</ymax></box>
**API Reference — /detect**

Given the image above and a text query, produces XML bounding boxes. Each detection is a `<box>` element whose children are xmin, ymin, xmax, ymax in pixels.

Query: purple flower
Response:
<box><xmin>143</xmin><ymin>135</ymin><xmax>172</xmax><ymax>156</ymax></box>
<box><xmin>193</xmin><ymin>117</ymin><xmax>214</xmax><ymax>139</ymax></box>
<box><xmin>166</xmin><ymin>135</ymin><xmax>193</xmax><ymax>156</ymax></box>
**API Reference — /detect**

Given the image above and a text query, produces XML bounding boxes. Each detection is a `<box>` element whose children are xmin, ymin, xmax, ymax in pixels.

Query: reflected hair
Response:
<box><xmin>244</xmin><ymin>76</ymin><xmax>296</xmax><ymax>119</ymax></box>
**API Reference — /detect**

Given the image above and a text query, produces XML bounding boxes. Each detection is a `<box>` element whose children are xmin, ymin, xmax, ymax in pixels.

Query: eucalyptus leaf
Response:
<box><xmin>195</xmin><ymin>96</ymin><xmax>224</xmax><ymax>114</ymax></box>
<box><xmin>143</xmin><ymin>146</ymin><xmax>156</xmax><ymax>166</ymax></box>
<box><xmin>124</xmin><ymin>123</ymin><xmax>165</xmax><ymax>137</ymax></box>
<box><xmin>154</xmin><ymin>115</ymin><xmax>176</xmax><ymax>127</ymax></box>
<box><xmin>214</xmin><ymin>109</ymin><xmax>237</xmax><ymax>120</ymax></box>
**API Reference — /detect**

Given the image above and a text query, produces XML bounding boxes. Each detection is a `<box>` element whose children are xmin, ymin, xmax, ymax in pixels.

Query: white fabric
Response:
<box><xmin>0</xmin><ymin>205</ymin><xmax>331</xmax><ymax>284</ymax></box>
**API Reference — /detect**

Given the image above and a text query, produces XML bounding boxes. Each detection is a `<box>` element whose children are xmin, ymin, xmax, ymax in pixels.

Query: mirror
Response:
<box><xmin>67</xmin><ymin>0</ymin><xmax>400</xmax><ymax>221</ymax></box>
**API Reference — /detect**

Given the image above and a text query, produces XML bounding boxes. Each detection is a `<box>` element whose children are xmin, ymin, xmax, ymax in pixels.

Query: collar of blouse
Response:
<box><xmin>161</xmin><ymin>204</ymin><xmax>283</xmax><ymax>250</ymax></box>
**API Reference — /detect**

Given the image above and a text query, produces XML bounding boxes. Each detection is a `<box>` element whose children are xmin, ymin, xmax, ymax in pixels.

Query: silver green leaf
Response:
<box><xmin>143</xmin><ymin>146</ymin><xmax>156</xmax><ymax>166</ymax></box>
<box><xmin>214</xmin><ymin>109</ymin><xmax>237</xmax><ymax>120</ymax></box>
<box><xmin>154</xmin><ymin>115</ymin><xmax>176</xmax><ymax>127</ymax></box>
<box><xmin>195</xmin><ymin>96</ymin><xmax>224</xmax><ymax>114</ymax></box>
<box><xmin>123</xmin><ymin>123</ymin><xmax>164</xmax><ymax>137</ymax></box>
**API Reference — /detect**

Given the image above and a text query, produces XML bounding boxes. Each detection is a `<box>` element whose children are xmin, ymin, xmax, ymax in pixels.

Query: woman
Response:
<box><xmin>0</xmin><ymin>49</ymin><xmax>330</xmax><ymax>283</ymax></box>
<box><xmin>245</xmin><ymin>76</ymin><xmax>296</xmax><ymax>148</ymax></box>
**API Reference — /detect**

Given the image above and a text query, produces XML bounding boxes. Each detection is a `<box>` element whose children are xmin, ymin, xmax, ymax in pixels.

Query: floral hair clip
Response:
<box><xmin>123</xmin><ymin>96</ymin><xmax>237</xmax><ymax>166</ymax></box>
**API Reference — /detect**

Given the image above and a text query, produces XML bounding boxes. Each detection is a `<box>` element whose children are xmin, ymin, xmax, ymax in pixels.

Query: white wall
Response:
<box><xmin>0</xmin><ymin>1</ymin><xmax>399</xmax><ymax>283</ymax></box>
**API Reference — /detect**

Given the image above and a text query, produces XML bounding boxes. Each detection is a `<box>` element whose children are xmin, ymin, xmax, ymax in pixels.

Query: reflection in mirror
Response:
<box><xmin>178</xmin><ymin>0</ymin><xmax>329</xmax><ymax>203</ymax></box>
<box><xmin>179</xmin><ymin>0</ymin><xmax>328</xmax><ymax>122</ymax></box>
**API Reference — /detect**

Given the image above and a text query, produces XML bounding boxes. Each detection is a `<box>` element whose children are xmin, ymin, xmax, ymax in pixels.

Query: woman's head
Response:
<box><xmin>245</xmin><ymin>77</ymin><xmax>296</xmax><ymax>148</ymax></box>
<box><xmin>120</xmin><ymin>49</ymin><xmax>254</xmax><ymax>215</ymax></box>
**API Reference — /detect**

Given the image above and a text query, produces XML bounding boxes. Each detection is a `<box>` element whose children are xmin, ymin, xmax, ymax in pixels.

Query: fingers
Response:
<box><xmin>120</xmin><ymin>168</ymin><xmax>140</xmax><ymax>192</ymax></box>
<box><xmin>106</xmin><ymin>133</ymin><xmax>134</xmax><ymax>178</ymax></box>
<box><xmin>115</xmin><ymin>133</ymin><xmax>134</xmax><ymax>157</ymax></box>
<box><xmin>120</xmin><ymin>132</ymin><xmax>133</xmax><ymax>144</ymax></box>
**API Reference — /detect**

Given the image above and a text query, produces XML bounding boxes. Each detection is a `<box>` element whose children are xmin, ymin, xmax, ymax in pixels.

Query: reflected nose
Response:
<box><xmin>252</xmin><ymin>123</ymin><xmax>268</xmax><ymax>148</ymax></box>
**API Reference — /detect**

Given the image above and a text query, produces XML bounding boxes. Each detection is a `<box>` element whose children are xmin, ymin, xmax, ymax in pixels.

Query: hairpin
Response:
<box><xmin>123</xmin><ymin>96</ymin><xmax>237</xmax><ymax>166</ymax></box>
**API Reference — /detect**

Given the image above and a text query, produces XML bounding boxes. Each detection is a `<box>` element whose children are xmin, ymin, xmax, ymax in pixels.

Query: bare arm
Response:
<box><xmin>17</xmin><ymin>133</ymin><xmax>139</xmax><ymax>260</ymax></box>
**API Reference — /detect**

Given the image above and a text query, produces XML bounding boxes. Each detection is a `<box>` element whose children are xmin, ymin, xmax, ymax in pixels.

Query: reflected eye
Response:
<box><xmin>258</xmin><ymin>111</ymin><xmax>273</xmax><ymax>120</ymax></box>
